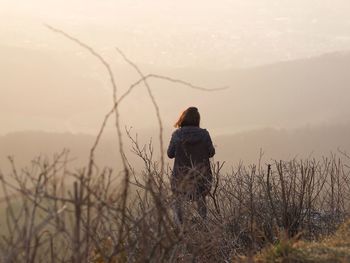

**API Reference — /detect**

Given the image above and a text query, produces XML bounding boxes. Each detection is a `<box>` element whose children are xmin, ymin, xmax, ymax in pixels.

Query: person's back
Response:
<box><xmin>174</xmin><ymin>126</ymin><xmax>212</xmax><ymax>168</ymax></box>
<box><xmin>168</xmin><ymin>126</ymin><xmax>214</xmax><ymax>199</ymax></box>
<box><xmin>167</xmin><ymin>107</ymin><xmax>215</xmax><ymax>224</ymax></box>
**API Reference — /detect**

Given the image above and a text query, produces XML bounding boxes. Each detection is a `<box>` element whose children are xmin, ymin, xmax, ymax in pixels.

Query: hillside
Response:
<box><xmin>154</xmin><ymin>51</ymin><xmax>350</xmax><ymax>131</ymax></box>
<box><xmin>253</xmin><ymin>219</ymin><xmax>350</xmax><ymax>262</ymax></box>
<box><xmin>1</xmin><ymin>45</ymin><xmax>350</xmax><ymax>135</ymax></box>
<box><xmin>215</xmin><ymin>122</ymin><xmax>350</xmax><ymax>164</ymax></box>
<box><xmin>1</xmin><ymin>121</ymin><xmax>350</xmax><ymax>173</ymax></box>
<box><xmin>0</xmin><ymin>131</ymin><xmax>121</xmax><ymax>173</ymax></box>
<box><xmin>0</xmin><ymin>45</ymin><xmax>111</xmax><ymax>134</ymax></box>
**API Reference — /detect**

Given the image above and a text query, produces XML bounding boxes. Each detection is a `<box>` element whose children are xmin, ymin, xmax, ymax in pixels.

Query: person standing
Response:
<box><xmin>167</xmin><ymin>107</ymin><xmax>215</xmax><ymax>224</ymax></box>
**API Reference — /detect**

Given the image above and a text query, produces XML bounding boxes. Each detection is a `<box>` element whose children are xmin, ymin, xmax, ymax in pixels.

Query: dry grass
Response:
<box><xmin>254</xmin><ymin>219</ymin><xmax>350</xmax><ymax>263</ymax></box>
<box><xmin>1</xmin><ymin>146</ymin><xmax>349</xmax><ymax>262</ymax></box>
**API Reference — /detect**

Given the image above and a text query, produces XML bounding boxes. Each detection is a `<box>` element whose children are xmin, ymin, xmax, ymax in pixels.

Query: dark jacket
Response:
<box><xmin>167</xmin><ymin>126</ymin><xmax>215</xmax><ymax>199</ymax></box>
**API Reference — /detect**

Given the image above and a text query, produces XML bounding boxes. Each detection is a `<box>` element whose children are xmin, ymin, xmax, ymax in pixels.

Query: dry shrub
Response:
<box><xmin>0</xmin><ymin>144</ymin><xmax>349</xmax><ymax>262</ymax></box>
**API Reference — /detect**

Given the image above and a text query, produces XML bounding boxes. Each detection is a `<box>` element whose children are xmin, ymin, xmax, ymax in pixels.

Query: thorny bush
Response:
<box><xmin>0</xmin><ymin>144</ymin><xmax>349</xmax><ymax>262</ymax></box>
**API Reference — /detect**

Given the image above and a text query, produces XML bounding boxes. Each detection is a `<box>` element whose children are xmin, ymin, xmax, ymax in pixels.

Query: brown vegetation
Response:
<box><xmin>0</xmin><ymin>144</ymin><xmax>349</xmax><ymax>262</ymax></box>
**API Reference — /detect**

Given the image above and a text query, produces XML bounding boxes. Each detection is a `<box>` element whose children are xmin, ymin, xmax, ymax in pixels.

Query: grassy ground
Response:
<box><xmin>251</xmin><ymin>219</ymin><xmax>350</xmax><ymax>263</ymax></box>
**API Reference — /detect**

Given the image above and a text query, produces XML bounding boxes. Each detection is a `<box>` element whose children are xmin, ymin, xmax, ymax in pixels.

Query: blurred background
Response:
<box><xmin>1</xmin><ymin>0</ymin><xmax>350</xmax><ymax>171</ymax></box>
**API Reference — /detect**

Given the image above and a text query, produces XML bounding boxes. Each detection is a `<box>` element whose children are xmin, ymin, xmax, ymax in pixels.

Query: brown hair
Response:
<box><xmin>174</xmin><ymin>107</ymin><xmax>200</xmax><ymax>128</ymax></box>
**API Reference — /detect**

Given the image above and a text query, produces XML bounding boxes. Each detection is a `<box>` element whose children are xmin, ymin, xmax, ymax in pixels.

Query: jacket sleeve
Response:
<box><xmin>167</xmin><ymin>131</ymin><xmax>178</xmax><ymax>159</ymax></box>
<box><xmin>205</xmin><ymin>130</ymin><xmax>215</xmax><ymax>158</ymax></box>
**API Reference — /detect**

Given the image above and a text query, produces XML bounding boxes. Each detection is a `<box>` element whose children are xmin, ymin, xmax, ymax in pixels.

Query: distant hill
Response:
<box><xmin>154</xmin><ymin>51</ymin><xmax>350</xmax><ymax>132</ymax></box>
<box><xmin>0</xmin><ymin>45</ymin><xmax>112</xmax><ymax>133</ymax></box>
<box><xmin>0</xmin><ymin>130</ymin><xmax>136</xmax><ymax>176</ymax></box>
<box><xmin>1</xmin><ymin>122</ymin><xmax>350</xmax><ymax>173</ymax></box>
<box><xmin>214</xmin><ymin>122</ymin><xmax>350</xmax><ymax>165</ymax></box>
<box><xmin>1</xmin><ymin>45</ymin><xmax>350</xmax><ymax>134</ymax></box>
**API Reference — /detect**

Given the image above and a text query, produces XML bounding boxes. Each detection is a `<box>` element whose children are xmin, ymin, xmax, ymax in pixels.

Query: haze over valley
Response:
<box><xmin>1</xmin><ymin>0</ymin><xmax>350</xmax><ymax>171</ymax></box>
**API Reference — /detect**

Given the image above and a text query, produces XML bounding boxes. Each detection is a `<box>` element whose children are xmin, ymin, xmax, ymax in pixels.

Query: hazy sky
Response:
<box><xmin>1</xmin><ymin>0</ymin><xmax>350</xmax><ymax>68</ymax></box>
<box><xmin>1</xmin><ymin>0</ymin><xmax>350</xmax><ymax>135</ymax></box>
